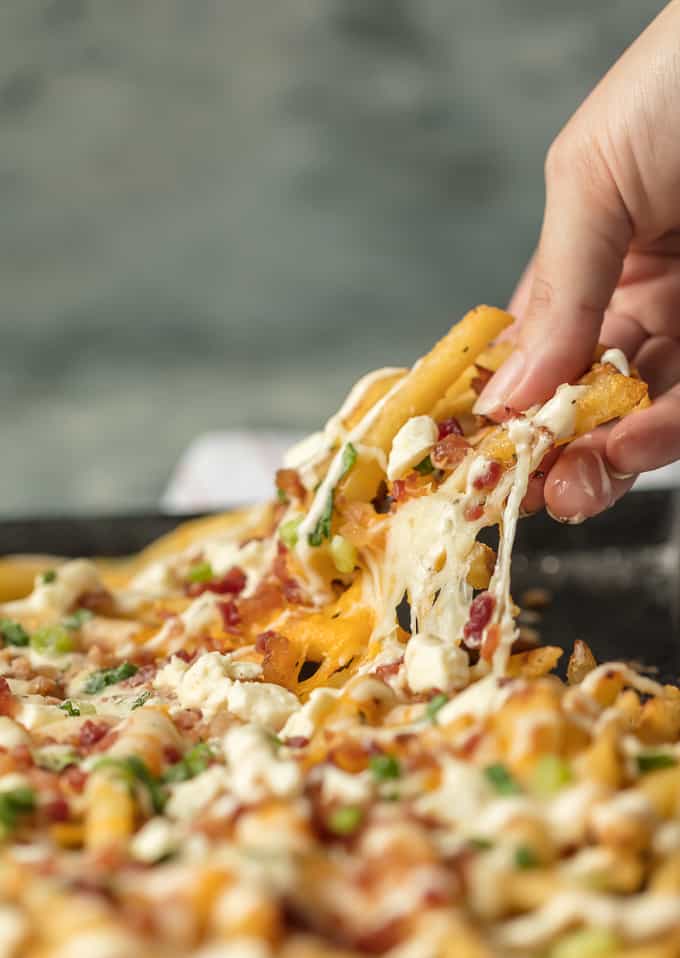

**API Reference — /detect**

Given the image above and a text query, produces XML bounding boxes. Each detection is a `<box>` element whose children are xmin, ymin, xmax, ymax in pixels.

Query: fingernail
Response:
<box><xmin>546</xmin><ymin>507</ymin><xmax>586</xmax><ymax>525</ymax></box>
<box><xmin>473</xmin><ymin>350</ymin><xmax>527</xmax><ymax>417</ymax></box>
<box><xmin>548</xmin><ymin>451</ymin><xmax>613</xmax><ymax>520</ymax></box>
<box><xmin>610</xmin><ymin>470</ymin><xmax>634</xmax><ymax>480</ymax></box>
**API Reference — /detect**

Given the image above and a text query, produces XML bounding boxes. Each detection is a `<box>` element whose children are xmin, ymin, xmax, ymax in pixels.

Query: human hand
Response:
<box><xmin>475</xmin><ymin>1</ymin><xmax>680</xmax><ymax>522</ymax></box>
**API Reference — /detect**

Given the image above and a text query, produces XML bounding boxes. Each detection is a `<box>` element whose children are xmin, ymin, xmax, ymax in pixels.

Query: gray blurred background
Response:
<box><xmin>0</xmin><ymin>0</ymin><xmax>664</xmax><ymax>515</ymax></box>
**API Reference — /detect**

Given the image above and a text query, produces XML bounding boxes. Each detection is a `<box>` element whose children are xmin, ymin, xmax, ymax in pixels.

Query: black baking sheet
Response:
<box><xmin>1</xmin><ymin>490</ymin><xmax>678</xmax><ymax>680</ymax></box>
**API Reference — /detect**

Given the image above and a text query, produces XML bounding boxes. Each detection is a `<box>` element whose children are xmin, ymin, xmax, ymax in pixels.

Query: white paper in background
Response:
<box><xmin>163</xmin><ymin>430</ymin><xmax>680</xmax><ymax>514</ymax></box>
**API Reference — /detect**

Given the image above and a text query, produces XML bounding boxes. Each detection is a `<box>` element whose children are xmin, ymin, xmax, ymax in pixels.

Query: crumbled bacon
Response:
<box><xmin>272</xmin><ymin>544</ymin><xmax>305</xmax><ymax>604</ymax></box>
<box><xmin>470</xmin><ymin>364</ymin><xmax>493</xmax><ymax>395</ymax></box>
<box><xmin>375</xmin><ymin>657</ymin><xmax>404</xmax><ymax>680</ymax></box>
<box><xmin>463</xmin><ymin>592</ymin><xmax>496</xmax><ymax>648</ymax></box>
<box><xmin>62</xmin><ymin>766</ymin><xmax>87</xmax><ymax>793</ymax></box>
<box><xmin>43</xmin><ymin>796</ymin><xmax>69</xmax><ymax>822</ymax></box>
<box><xmin>0</xmin><ymin>677</ymin><xmax>17</xmax><ymax>717</ymax></box>
<box><xmin>175</xmin><ymin>649</ymin><xmax>195</xmax><ymax>663</ymax></box>
<box><xmin>11</xmin><ymin>745</ymin><xmax>34</xmax><ymax>770</ymax></box>
<box><xmin>437</xmin><ymin>417</ymin><xmax>464</xmax><ymax>440</ymax></box>
<box><xmin>257</xmin><ymin>630</ymin><xmax>302</xmax><ymax>690</ymax></box>
<box><xmin>463</xmin><ymin>502</ymin><xmax>484</xmax><ymax>522</ymax></box>
<box><xmin>163</xmin><ymin>745</ymin><xmax>182</xmax><ymax>765</ymax></box>
<box><xmin>218</xmin><ymin>599</ymin><xmax>241</xmax><ymax>631</ymax></box>
<box><xmin>284</xmin><ymin>736</ymin><xmax>310</xmax><ymax>749</ymax></box>
<box><xmin>237</xmin><ymin>582</ymin><xmax>284</xmax><ymax>626</ymax></box>
<box><xmin>76</xmin><ymin>588</ymin><xmax>114</xmax><ymax>616</ymax></box>
<box><xmin>174</xmin><ymin>709</ymin><xmax>202</xmax><ymax>732</ymax></box>
<box><xmin>78</xmin><ymin>720</ymin><xmax>110</xmax><ymax>749</ymax></box>
<box><xmin>126</xmin><ymin>664</ymin><xmax>156</xmax><ymax>687</ymax></box>
<box><xmin>275</xmin><ymin>468</ymin><xmax>306</xmax><ymax>502</ymax></box>
<box><xmin>390</xmin><ymin>473</ymin><xmax>426</xmax><ymax>505</ymax></box>
<box><xmin>431</xmin><ymin>433</ymin><xmax>471</xmax><ymax>471</ymax></box>
<box><xmin>187</xmin><ymin>566</ymin><xmax>247</xmax><ymax>598</ymax></box>
<box><xmin>471</xmin><ymin>459</ymin><xmax>502</xmax><ymax>491</ymax></box>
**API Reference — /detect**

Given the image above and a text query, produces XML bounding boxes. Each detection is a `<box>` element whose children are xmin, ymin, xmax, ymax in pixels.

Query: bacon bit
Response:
<box><xmin>43</xmin><ymin>796</ymin><xmax>69</xmax><ymax>822</ymax></box>
<box><xmin>390</xmin><ymin>473</ymin><xmax>426</xmax><ymax>505</ymax></box>
<box><xmin>175</xmin><ymin>649</ymin><xmax>195</xmax><ymax>663</ymax></box>
<box><xmin>463</xmin><ymin>502</ymin><xmax>484</xmax><ymax>522</ymax></box>
<box><xmin>0</xmin><ymin>678</ymin><xmax>16</xmax><ymax>718</ymax></box>
<box><xmin>76</xmin><ymin>588</ymin><xmax>114</xmax><ymax>616</ymax></box>
<box><xmin>187</xmin><ymin>566</ymin><xmax>247</xmax><ymax>598</ymax></box>
<box><xmin>174</xmin><ymin>709</ymin><xmax>202</xmax><ymax>732</ymax></box>
<box><xmin>218</xmin><ymin>599</ymin><xmax>241</xmax><ymax>631</ymax></box>
<box><xmin>463</xmin><ymin>592</ymin><xmax>496</xmax><ymax>648</ymax></box>
<box><xmin>126</xmin><ymin>664</ymin><xmax>156</xmax><ymax>687</ymax></box>
<box><xmin>472</xmin><ymin>459</ymin><xmax>502</xmax><ymax>491</ymax></box>
<box><xmin>437</xmin><ymin>417</ymin><xmax>464</xmax><ymax>440</ymax></box>
<box><xmin>285</xmin><ymin>736</ymin><xmax>310</xmax><ymax>749</ymax></box>
<box><xmin>78</xmin><ymin>721</ymin><xmax>109</xmax><ymax>749</ymax></box>
<box><xmin>11</xmin><ymin>745</ymin><xmax>34</xmax><ymax>770</ymax></box>
<box><xmin>375</xmin><ymin>657</ymin><xmax>404</xmax><ymax>680</ymax></box>
<box><xmin>62</xmin><ymin>766</ymin><xmax>87</xmax><ymax>793</ymax></box>
<box><xmin>275</xmin><ymin>468</ymin><xmax>306</xmax><ymax>502</ymax></box>
<box><xmin>470</xmin><ymin>364</ymin><xmax>493</xmax><ymax>396</ymax></box>
<box><xmin>237</xmin><ymin>582</ymin><xmax>284</xmax><ymax>626</ymax></box>
<box><xmin>272</xmin><ymin>545</ymin><xmax>305</xmax><ymax>605</ymax></box>
<box><xmin>163</xmin><ymin>745</ymin><xmax>182</xmax><ymax>765</ymax></box>
<box><xmin>456</xmin><ymin>729</ymin><xmax>484</xmax><ymax>759</ymax></box>
<box><xmin>258</xmin><ymin>631</ymin><xmax>302</xmax><ymax>690</ymax></box>
<box><xmin>481</xmin><ymin>623</ymin><xmax>501</xmax><ymax>662</ymax></box>
<box><xmin>431</xmin><ymin>433</ymin><xmax>471</xmax><ymax>471</ymax></box>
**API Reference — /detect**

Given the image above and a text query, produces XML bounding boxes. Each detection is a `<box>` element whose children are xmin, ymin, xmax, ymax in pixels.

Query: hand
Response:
<box><xmin>475</xmin><ymin>1</ymin><xmax>680</xmax><ymax>522</ymax></box>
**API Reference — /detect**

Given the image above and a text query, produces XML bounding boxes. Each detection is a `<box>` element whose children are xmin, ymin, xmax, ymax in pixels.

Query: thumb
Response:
<box><xmin>476</xmin><ymin>134</ymin><xmax>632</xmax><ymax>417</ymax></box>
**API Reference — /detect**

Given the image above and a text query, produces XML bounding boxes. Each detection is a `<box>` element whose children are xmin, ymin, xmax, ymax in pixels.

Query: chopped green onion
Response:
<box><xmin>637</xmin><ymin>752</ymin><xmax>678</xmax><ymax>773</ymax></box>
<box><xmin>330</xmin><ymin>535</ymin><xmax>358</xmax><ymax>574</ymax></box>
<box><xmin>369</xmin><ymin>754</ymin><xmax>401</xmax><ymax>782</ymax></box>
<box><xmin>328</xmin><ymin>805</ymin><xmax>363</xmax><ymax>836</ymax></box>
<box><xmin>549</xmin><ymin>928</ymin><xmax>620</xmax><ymax>958</ymax></box>
<box><xmin>469</xmin><ymin>837</ymin><xmax>493</xmax><ymax>851</ymax></box>
<box><xmin>425</xmin><ymin>693</ymin><xmax>448</xmax><ymax>722</ymax></box>
<box><xmin>0</xmin><ymin>787</ymin><xmax>36</xmax><ymax>834</ymax></box>
<box><xmin>59</xmin><ymin>700</ymin><xmax>80</xmax><ymax>717</ymax></box>
<box><xmin>514</xmin><ymin>844</ymin><xmax>539</xmax><ymax>869</ymax></box>
<box><xmin>41</xmin><ymin>570</ymin><xmax>57</xmax><ymax>584</ymax></box>
<box><xmin>35</xmin><ymin>748</ymin><xmax>79</xmax><ymax>773</ymax></box>
<box><xmin>279</xmin><ymin>517</ymin><xmax>302</xmax><ymax>549</ymax></box>
<box><xmin>0</xmin><ymin>619</ymin><xmax>29</xmax><ymax>647</ymax></box>
<box><xmin>30</xmin><ymin>624</ymin><xmax>76</xmax><ymax>655</ymax></box>
<box><xmin>94</xmin><ymin>755</ymin><xmax>166</xmax><ymax>813</ymax></box>
<box><xmin>61</xmin><ymin>608</ymin><xmax>94</xmax><ymax>630</ymax></box>
<box><xmin>187</xmin><ymin>561</ymin><xmax>214</xmax><ymax>584</ymax></box>
<box><xmin>531</xmin><ymin>754</ymin><xmax>572</xmax><ymax>797</ymax></box>
<box><xmin>484</xmin><ymin>762</ymin><xmax>521</xmax><ymax>795</ymax></box>
<box><xmin>308</xmin><ymin>444</ymin><xmax>357</xmax><ymax>547</ymax></box>
<box><xmin>162</xmin><ymin>743</ymin><xmax>212</xmax><ymax>783</ymax></box>
<box><xmin>414</xmin><ymin>455</ymin><xmax>434</xmax><ymax>475</ymax></box>
<box><xmin>83</xmin><ymin>662</ymin><xmax>138</xmax><ymax>695</ymax></box>
<box><xmin>276</xmin><ymin>487</ymin><xmax>288</xmax><ymax>504</ymax></box>
<box><xmin>131</xmin><ymin>690</ymin><xmax>151</xmax><ymax>711</ymax></box>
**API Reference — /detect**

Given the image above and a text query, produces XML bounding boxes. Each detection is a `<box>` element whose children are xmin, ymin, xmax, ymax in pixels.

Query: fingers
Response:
<box><xmin>607</xmin><ymin>383</ymin><xmax>680</xmax><ymax>475</ymax></box>
<box><xmin>507</xmin><ymin>255</ymin><xmax>535</xmax><ymax>319</ymax></box>
<box><xmin>543</xmin><ymin>428</ymin><xmax>637</xmax><ymax>522</ymax></box>
<box><xmin>633</xmin><ymin>336</ymin><xmax>680</xmax><ymax>398</ymax></box>
<box><xmin>521</xmin><ymin>448</ymin><xmax>560</xmax><ymax>516</ymax></box>
<box><xmin>475</xmin><ymin>137</ymin><xmax>632</xmax><ymax>418</ymax></box>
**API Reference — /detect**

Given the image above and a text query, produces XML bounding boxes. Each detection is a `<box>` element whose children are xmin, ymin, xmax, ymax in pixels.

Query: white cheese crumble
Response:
<box><xmin>129</xmin><ymin>817</ymin><xmax>178</xmax><ymax>863</ymax></box>
<box><xmin>0</xmin><ymin>718</ymin><xmax>30</xmax><ymax>750</ymax></box>
<box><xmin>154</xmin><ymin>651</ymin><xmax>296</xmax><ymax>729</ymax></box>
<box><xmin>320</xmin><ymin>766</ymin><xmax>372</xmax><ymax>805</ymax></box>
<box><xmin>387</xmin><ymin>415</ymin><xmax>438</xmax><ymax>480</ymax></box>
<box><xmin>224</xmin><ymin>724</ymin><xmax>301</xmax><ymax>802</ymax></box>
<box><xmin>165</xmin><ymin>765</ymin><xmax>231</xmax><ymax>821</ymax></box>
<box><xmin>404</xmin><ymin>632</ymin><xmax>468</xmax><ymax>693</ymax></box>
<box><xmin>280</xmin><ymin>686</ymin><xmax>340</xmax><ymax>741</ymax></box>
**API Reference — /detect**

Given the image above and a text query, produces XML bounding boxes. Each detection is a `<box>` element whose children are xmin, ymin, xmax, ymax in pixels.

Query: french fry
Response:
<box><xmin>342</xmin><ymin>305</ymin><xmax>514</xmax><ymax>501</ymax></box>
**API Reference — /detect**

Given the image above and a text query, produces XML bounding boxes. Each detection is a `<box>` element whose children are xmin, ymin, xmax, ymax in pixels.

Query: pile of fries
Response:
<box><xmin>0</xmin><ymin>307</ymin><xmax>678</xmax><ymax>958</ymax></box>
